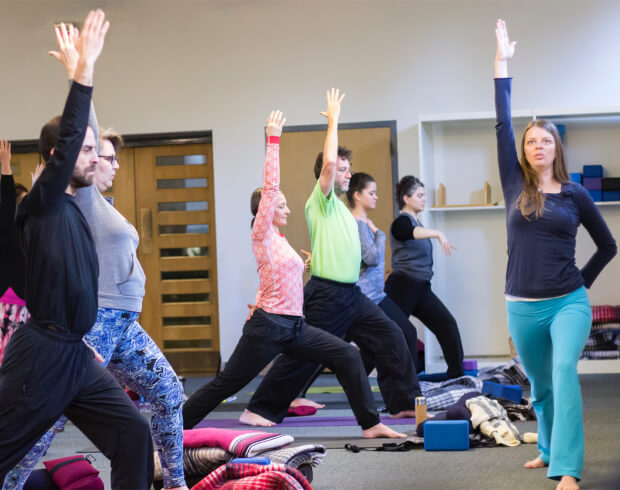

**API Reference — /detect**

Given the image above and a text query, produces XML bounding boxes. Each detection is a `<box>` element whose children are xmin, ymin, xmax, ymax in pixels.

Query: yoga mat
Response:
<box><xmin>195</xmin><ymin>415</ymin><xmax>415</xmax><ymax>429</ymax></box>
<box><xmin>304</xmin><ymin>385</ymin><xmax>380</xmax><ymax>394</ymax></box>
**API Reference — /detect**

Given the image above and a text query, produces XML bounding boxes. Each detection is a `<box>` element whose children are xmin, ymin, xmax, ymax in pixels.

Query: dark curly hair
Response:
<box><xmin>313</xmin><ymin>146</ymin><xmax>352</xmax><ymax>179</ymax></box>
<box><xmin>395</xmin><ymin>175</ymin><xmax>424</xmax><ymax>210</ymax></box>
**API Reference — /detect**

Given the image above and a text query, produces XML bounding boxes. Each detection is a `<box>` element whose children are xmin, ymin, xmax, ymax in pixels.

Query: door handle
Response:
<box><xmin>140</xmin><ymin>208</ymin><xmax>153</xmax><ymax>254</ymax></box>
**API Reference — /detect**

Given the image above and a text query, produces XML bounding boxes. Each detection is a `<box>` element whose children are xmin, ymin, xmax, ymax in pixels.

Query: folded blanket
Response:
<box><xmin>478</xmin><ymin>359</ymin><xmax>529</xmax><ymax>386</ymax></box>
<box><xmin>256</xmin><ymin>444</ymin><xmax>326</xmax><ymax>470</ymax></box>
<box><xmin>184</xmin><ymin>428</ymin><xmax>294</xmax><ymax>457</ymax></box>
<box><xmin>466</xmin><ymin>396</ymin><xmax>520</xmax><ymax>447</ymax></box>
<box><xmin>591</xmin><ymin>305</ymin><xmax>619</xmax><ymax>324</ymax></box>
<box><xmin>154</xmin><ymin>447</ymin><xmax>227</xmax><ymax>480</ymax></box>
<box><xmin>192</xmin><ymin>462</ymin><xmax>312</xmax><ymax>490</ymax></box>
<box><xmin>420</xmin><ymin>376</ymin><xmax>483</xmax><ymax>410</ymax></box>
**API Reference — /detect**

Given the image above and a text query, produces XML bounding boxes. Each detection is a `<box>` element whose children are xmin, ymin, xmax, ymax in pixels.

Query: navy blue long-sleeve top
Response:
<box><xmin>0</xmin><ymin>174</ymin><xmax>26</xmax><ymax>299</ymax></box>
<box><xmin>16</xmin><ymin>81</ymin><xmax>98</xmax><ymax>335</ymax></box>
<box><xmin>495</xmin><ymin>77</ymin><xmax>617</xmax><ymax>298</ymax></box>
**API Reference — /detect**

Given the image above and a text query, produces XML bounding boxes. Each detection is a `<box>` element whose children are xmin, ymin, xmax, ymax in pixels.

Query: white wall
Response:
<box><xmin>1</xmin><ymin>0</ymin><xmax>619</xmax><ymax>360</ymax></box>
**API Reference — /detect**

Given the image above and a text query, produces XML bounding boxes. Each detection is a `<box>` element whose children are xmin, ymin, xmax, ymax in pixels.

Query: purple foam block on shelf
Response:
<box><xmin>462</xmin><ymin>360</ymin><xmax>478</xmax><ymax>371</ymax></box>
<box><xmin>602</xmin><ymin>190</ymin><xmax>620</xmax><ymax>202</ymax></box>
<box><xmin>588</xmin><ymin>190</ymin><xmax>603</xmax><ymax>202</ymax></box>
<box><xmin>583</xmin><ymin>165</ymin><xmax>603</xmax><ymax>178</ymax></box>
<box><xmin>569</xmin><ymin>173</ymin><xmax>582</xmax><ymax>185</ymax></box>
<box><xmin>424</xmin><ymin>420</ymin><xmax>470</xmax><ymax>451</ymax></box>
<box><xmin>583</xmin><ymin>177</ymin><xmax>602</xmax><ymax>190</ymax></box>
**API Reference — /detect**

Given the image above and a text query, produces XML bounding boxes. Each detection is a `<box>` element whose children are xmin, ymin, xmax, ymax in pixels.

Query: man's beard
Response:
<box><xmin>70</xmin><ymin>172</ymin><xmax>94</xmax><ymax>189</ymax></box>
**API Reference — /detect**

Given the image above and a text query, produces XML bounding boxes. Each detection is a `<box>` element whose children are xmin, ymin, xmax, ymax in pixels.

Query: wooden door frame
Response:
<box><xmin>10</xmin><ymin>130</ymin><xmax>212</xmax><ymax>153</ymax></box>
<box><xmin>276</xmin><ymin>120</ymin><xmax>399</xmax><ymax>218</ymax></box>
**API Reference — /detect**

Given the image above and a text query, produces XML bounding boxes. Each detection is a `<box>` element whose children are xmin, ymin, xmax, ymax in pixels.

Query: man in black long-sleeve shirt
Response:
<box><xmin>0</xmin><ymin>12</ymin><xmax>153</xmax><ymax>489</ymax></box>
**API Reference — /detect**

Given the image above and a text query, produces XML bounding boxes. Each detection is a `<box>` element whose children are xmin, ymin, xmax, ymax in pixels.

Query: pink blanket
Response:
<box><xmin>191</xmin><ymin>462</ymin><xmax>312</xmax><ymax>490</ymax></box>
<box><xmin>184</xmin><ymin>428</ymin><xmax>294</xmax><ymax>458</ymax></box>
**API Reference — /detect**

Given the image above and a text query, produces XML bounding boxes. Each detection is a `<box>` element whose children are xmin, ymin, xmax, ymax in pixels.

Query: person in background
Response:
<box><xmin>384</xmin><ymin>175</ymin><xmax>464</xmax><ymax>379</ymax></box>
<box><xmin>346</xmin><ymin>171</ymin><xmax>424</xmax><ymax>373</ymax></box>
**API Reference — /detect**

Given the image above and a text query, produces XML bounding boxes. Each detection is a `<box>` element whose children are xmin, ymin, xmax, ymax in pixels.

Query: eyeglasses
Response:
<box><xmin>98</xmin><ymin>154</ymin><xmax>118</xmax><ymax>164</ymax></box>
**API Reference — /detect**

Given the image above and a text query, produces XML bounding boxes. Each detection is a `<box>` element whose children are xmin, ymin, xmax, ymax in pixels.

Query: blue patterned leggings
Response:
<box><xmin>3</xmin><ymin>307</ymin><xmax>185</xmax><ymax>489</ymax></box>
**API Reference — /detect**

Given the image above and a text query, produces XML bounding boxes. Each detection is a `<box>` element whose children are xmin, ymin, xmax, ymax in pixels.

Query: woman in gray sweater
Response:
<box><xmin>347</xmin><ymin>172</ymin><xmax>423</xmax><ymax>373</ymax></box>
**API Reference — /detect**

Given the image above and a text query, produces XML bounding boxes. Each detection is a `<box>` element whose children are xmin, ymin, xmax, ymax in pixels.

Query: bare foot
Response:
<box><xmin>524</xmin><ymin>457</ymin><xmax>547</xmax><ymax>469</ymax></box>
<box><xmin>289</xmin><ymin>398</ymin><xmax>325</xmax><ymax>409</ymax></box>
<box><xmin>239</xmin><ymin>409</ymin><xmax>276</xmax><ymax>427</ymax></box>
<box><xmin>167</xmin><ymin>486</ymin><xmax>189</xmax><ymax>490</ymax></box>
<box><xmin>363</xmin><ymin>423</ymin><xmax>407</xmax><ymax>439</ymax></box>
<box><xmin>389</xmin><ymin>410</ymin><xmax>416</xmax><ymax>418</ymax></box>
<box><xmin>556</xmin><ymin>476</ymin><xmax>579</xmax><ymax>490</ymax></box>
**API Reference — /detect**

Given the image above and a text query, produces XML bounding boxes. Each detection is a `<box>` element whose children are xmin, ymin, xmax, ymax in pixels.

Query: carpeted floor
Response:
<box><xmin>29</xmin><ymin>373</ymin><xmax>620</xmax><ymax>489</ymax></box>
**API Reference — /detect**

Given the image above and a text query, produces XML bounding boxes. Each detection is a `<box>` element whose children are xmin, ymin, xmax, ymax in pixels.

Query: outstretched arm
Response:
<box><xmin>319</xmin><ymin>88</ymin><xmax>345</xmax><ymax>197</ymax></box>
<box><xmin>494</xmin><ymin>19</ymin><xmax>522</xmax><ymax>198</ymax></box>
<box><xmin>251</xmin><ymin>110</ymin><xmax>286</xmax><ymax>239</ymax></box>
<box><xmin>23</xmin><ymin>10</ymin><xmax>109</xmax><ymax>215</ymax></box>
<box><xmin>50</xmin><ymin>23</ymin><xmax>100</xmax><ymax>151</ymax></box>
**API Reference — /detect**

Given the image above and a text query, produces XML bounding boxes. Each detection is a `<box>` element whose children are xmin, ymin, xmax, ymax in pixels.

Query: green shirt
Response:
<box><xmin>305</xmin><ymin>180</ymin><xmax>361</xmax><ymax>283</ymax></box>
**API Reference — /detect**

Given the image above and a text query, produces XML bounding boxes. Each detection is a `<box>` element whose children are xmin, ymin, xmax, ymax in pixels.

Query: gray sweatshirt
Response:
<box><xmin>74</xmin><ymin>185</ymin><xmax>146</xmax><ymax>313</ymax></box>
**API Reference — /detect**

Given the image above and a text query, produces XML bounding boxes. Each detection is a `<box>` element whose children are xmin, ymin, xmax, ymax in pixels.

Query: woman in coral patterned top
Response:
<box><xmin>183</xmin><ymin>110</ymin><xmax>404</xmax><ymax>439</ymax></box>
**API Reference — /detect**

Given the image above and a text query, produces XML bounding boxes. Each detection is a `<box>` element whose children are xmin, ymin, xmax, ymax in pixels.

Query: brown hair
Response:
<box><xmin>314</xmin><ymin>146</ymin><xmax>352</xmax><ymax>179</ymax></box>
<box><xmin>516</xmin><ymin>119</ymin><xmax>569</xmax><ymax>219</ymax></box>
<box><xmin>250</xmin><ymin>187</ymin><xmax>262</xmax><ymax>228</ymax></box>
<box><xmin>346</xmin><ymin>172</ymin><xmax>376</xmax><ymax>208</ymax></box>
<box><xmin>99</xmin><ymin>127</ymin><xmax>124</xmax><ymax>153</ymax></box>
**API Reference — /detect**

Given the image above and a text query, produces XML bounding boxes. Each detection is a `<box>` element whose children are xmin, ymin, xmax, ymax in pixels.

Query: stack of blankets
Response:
<box><xmin>152</xmin><ymin>428</ymin><xmax>325</xmax><ymax>489</ymax></box>
<box><xmin>582</xmin><ymin>305</ymin><xmax>620</xmax><ymax>360</ymax></box>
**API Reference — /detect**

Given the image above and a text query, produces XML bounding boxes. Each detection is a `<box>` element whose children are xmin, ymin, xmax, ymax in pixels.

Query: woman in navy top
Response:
<box><xmin>495</xmin><ymin>20</ymin><xmax>616</xmax><ymax>490</ymax></box>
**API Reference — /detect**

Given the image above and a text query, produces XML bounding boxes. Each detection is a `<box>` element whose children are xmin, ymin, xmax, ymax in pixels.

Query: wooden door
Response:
<box><xmin>134</xmin><ymin>143</ymin><xmax>219</xmax><ymax>375</ymax></box>
<box><xmin>279</xmin><ymin>123</ymin><xmax>398</xmax><ymax>280</ymax></box>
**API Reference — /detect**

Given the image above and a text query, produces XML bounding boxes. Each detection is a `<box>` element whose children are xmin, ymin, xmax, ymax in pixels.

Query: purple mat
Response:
<box><xmin>195</xmin><ymin>415</ymin><xmax>415</xmax><ymax>429</ymax></box>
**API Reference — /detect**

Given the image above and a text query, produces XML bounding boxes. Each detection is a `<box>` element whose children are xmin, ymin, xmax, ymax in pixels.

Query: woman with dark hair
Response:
<box><xmin>183</xmin><ymin>108</ymin><xmax>405</xmax><ymax>439</ymax></box>
<box><xmin>494</xmin><ymin>20</ymin><xmax>616</xmax><ymax>490</ymax></box>
<box><xmin>384</xmin><ymin>174</ymin><xmax>465</xmax><ymax>379</ymax></box>
<box><xmin>346</xmin><ymin>172</ymin><xmax>423</xmax><ymax>372</ymax></box>
<box><xmin>0</xmin><ymin>139</ymin><xmax>29</xmax><ymax>366</ymax></box>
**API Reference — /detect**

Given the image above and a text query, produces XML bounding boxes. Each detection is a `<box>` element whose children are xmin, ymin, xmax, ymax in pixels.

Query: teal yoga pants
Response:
<box><xmin>506</xmin><ymin>286</ymin><xmax>591</xmax><ymax>481</ymax></box>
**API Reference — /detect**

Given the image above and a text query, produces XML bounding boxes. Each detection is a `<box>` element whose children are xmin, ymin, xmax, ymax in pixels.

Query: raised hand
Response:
<box><xmin>266</xmin><ymin>110</ymin><xmax>286</xmax><ymax>138</ymax></box>
<box><xmin>495</xmin><ymin>19</ymin><xmax>516</xmax><ymax>62</ymax></box>
<box><xmin>74</xmin><ymin>10</ymin><xmax>110</xmax><ymax>86</ymax></box>
<box><xmin>0</xmin><ymin>139</ymin><xmax>11</xmax><ymax>175</ymax></box>
<box><xmin>49</xmin><ymin>23</ymin><xmax>80</xmax><ymax>79</ymax></box>
<box><xmin>31</xmin><ymin>163</ymin><xmax>45</xmax><ymax>185</ymax></box>
<box><xmin>300</xmin><ymin>249</ymin><xmax>312</xmax><ymax>272</ymax></box>
<box><xmin>320</xmin><ymin>88</ymin><xmax>345</xmax><ymax>122</ymax></box>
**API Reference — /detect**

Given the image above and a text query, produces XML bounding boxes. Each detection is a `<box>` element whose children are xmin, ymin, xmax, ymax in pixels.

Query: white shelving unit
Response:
<box><xmin>417</xmin><ymin>107</ymin><xmax>620</xmax><ymax>374</ymax></box>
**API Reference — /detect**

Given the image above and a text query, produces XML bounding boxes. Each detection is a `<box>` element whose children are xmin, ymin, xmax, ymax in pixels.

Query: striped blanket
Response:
<box><xmin>192</xmin><ymin>462</ymin><xmax>312</xmax><ymax>490</ymax></box>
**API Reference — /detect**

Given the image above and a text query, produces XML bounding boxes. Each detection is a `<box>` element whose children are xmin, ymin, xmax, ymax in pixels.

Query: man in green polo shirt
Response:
<box><xmin>246</xmin><ymin>89</ymin><xmax>420</xmax><ymax>425</ymax></box>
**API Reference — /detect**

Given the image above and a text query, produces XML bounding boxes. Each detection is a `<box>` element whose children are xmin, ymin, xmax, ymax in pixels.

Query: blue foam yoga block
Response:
<box><xmin>569</xmin><ymin>172</ymin><xmax>582</xmax><ymax>185</ymax></box>
<box><xmin>463</xmin><ymin>369</ymin><xmax>478</xmax><ymax>377</ymax></box>
<box><xmin>588</xmin><ymin>190</ymin><xmax>603</xmax><ymax>202</ymax></box>
<box><xmin>583</xmin><ymin>165</ymin><xmax>603</xmax><ymax>178</ymax></box>
<box><xmin>482</xmin><ymin>381</ymin><xmax>523</xmax><ymax>403</ymax></box>
<box><xmin>602</xmin><ymin>190</ymin><xmax>620</xmax><ymax>202</ymax></box>
<box><xmin>424</xmin><ymin>420</ymin><xmax>470</xmax><ymax>451</ymax></box>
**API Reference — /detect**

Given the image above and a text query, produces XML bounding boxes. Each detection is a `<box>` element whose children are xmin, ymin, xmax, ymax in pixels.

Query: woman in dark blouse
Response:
<box><xmin>495</xmin><ymin>19</ymin><xmax>616</xmax><ymax>490</ymax></box>
<box><xmin>384</xmin><ymin>175</ymin><xmax>464</xmax><ymax>379</ymax></box>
